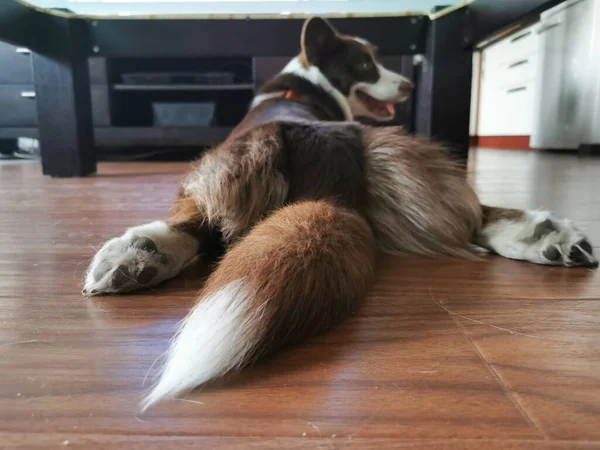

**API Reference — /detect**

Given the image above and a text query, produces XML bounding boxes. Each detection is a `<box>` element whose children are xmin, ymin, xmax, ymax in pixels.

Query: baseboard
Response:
<box><xmin>470</xmin><ymin>135</ymin><xmax>533</xmax><ymax>150</ymax></box>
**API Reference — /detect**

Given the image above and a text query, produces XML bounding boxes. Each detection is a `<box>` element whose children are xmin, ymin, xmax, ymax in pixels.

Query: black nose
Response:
<box><xmin>399</xmin><ymin>81</ymin><xmax>414</xmax><ymax>94</ymax></box>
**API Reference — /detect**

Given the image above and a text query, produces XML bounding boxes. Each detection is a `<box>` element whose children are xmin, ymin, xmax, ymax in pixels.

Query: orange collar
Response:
<box><xmin>267</xmin><ymin>90</ymin><xmax>304</xmax><ymax>102</ymax></box>
<box><xmin>283</xmin><ymin>90</ymin><xmax>303</xmax><ymax>101</ymax></box>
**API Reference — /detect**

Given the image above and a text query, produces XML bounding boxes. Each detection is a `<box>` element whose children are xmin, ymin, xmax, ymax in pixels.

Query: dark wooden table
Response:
<box><xmin>0</xmin><ymin>0</ymin><xmax>557</xmax><ymax>177</ymax></box>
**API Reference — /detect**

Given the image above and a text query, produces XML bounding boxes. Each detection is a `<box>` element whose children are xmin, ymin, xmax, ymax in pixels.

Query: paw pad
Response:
<box><xmin>542</xmin><ymin>245</ymin><xmax>561</xmax><ymax>262</ymax></box>
<box><xmin>532</xmin><ymin>218</ymin><xmax>557</xmax><ymax>240</ymax></box>
<box><xmin>130</xmin><ymin>236</ymin><xmax>159</xmax><ymax>253</ymax></box>
<box><xmin>567</xmin><ymin>240</ymin><xmax>598</xmax><ymax>267</ymax></box>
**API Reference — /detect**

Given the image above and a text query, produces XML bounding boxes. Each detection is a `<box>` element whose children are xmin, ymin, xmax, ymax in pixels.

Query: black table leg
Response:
<box><xmin>415</xmin><ymin>8</ymin><xmax>472</xmax><ymax>161</ymax></box>
<box><xmin>32</xmin><ymin>19</ymin><xmax>96</xmax><ymax>177</ymax></box>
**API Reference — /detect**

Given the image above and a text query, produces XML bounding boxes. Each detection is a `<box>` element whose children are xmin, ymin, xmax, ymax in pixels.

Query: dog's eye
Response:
<box><xmin>358</xmin><ymin>62</ymin><xmax>373</xmax><ymax>71</ymax></box>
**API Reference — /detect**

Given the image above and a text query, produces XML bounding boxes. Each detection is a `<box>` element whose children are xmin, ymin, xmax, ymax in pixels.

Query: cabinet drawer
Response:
<box><xmin>500</xmin><ymin>83</ymin><xmax>535</xmax><ymax>135</ymax></box>
<box><xmin>500</xmin><ymin>53</ymin><xmax>539</xmax><ymax>87</ymax></box>
<box><xmin>501</xmin><ymin>27</ymin><xmax>538</xmax><ymax>58</ymax></box>
<box><xmin>0</xmin><ymin>86</ymin><xmax>110</xmax><ymax>127</ymax></box>
<box><xmin>0</xmin><ymin>43</ymin><xmax>105</xmax><ymax>85</ymax></box>
<box><xmin>483</xmin><ymin>52</ymin><xmax>539</xmax><ymax>89</ymax></box>
<box><xmin>0</xmin><ymin>42</ymin><xmax>33</xmax><ymax>84</ymax></box>
<box><xmin>482</xmin><ymin>24</ymin><xmax>539</xmax><ymax>69</ymax></box>
<box><xmin>0</xmin><ymin>86</ymin><xmax>37</xmax><ymax>126</ymax></box>
<box><xmin>478</xmin><ymin>82</ymin><xmax>535</xmax><ymax>136</ymax></box>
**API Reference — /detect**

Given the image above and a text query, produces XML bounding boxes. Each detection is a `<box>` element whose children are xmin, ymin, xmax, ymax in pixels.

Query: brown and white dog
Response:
<box><xmin>82</xmin><ymin>18</ymin><xmax>597</xmax><ymax>410</ymax></box>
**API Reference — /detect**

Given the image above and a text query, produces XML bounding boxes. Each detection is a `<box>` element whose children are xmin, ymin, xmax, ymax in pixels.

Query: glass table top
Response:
<box><xmin>21</xmin><ymin>0</ymin><xmax>470</xmax><ymax>18</ymax></box>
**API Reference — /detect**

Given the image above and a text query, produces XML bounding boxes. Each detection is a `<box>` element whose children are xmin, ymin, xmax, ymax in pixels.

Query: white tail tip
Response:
<box><xmin>140</xmin><ymin>280</ymin><xmax>261</xmax><ymax>411</ymax></box>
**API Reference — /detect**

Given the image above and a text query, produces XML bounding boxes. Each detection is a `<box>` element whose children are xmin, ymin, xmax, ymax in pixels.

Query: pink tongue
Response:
<box><xmin>365</xmin><ymin>96</ymin><xmax>396</xmax><ymax>117</ymax></box>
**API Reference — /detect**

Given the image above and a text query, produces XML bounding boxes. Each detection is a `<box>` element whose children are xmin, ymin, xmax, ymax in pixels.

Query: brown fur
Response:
<box><xmin>86</xmin><ymin>17</ymin><xmax>596</xmax><ymax>408</ymax></box>
<box><xmin>168</xmin><ymin>185</ymin><xmax>203</xmax><ymax>235</ymax></box>
<box><xmin>198</xmin><ymin>200</ymin><xmax>375</xmax><ymax>361</ymax></box>
<box><xmin>168</xmin><ymin>186</ymin><xmax>224</xmax><ymax>260</ymax></box>
<box><xmin>143</xmin><ymin>18</ymin><xmax>488</xmax><ymax>406</ymax></box>
<box><xmin>361</xmin><ymin>126</ymin><xmax>482</xmax><ymax>257</ymax></box>
<box><xmin>172</xmin><ymin>121</ymin><xmax>483</xmax><ymax>261</ymax></box>
<box><xmin>300</xmin><ymin>17</ymin><xmax>381</xmax><ymax>96</ymax></box>
<box><xmin>280</xmin><ymin>121</ymin><xmax>366</xmax><ymax>211</ymax></box>
<box><xmin>170</xmin><ymin>119</ymin><xmax>369</xmax><ymax>250</ymax></box>
<box><xmin>181</xmin><ymin>123</ymin><xmax>289</xmax><ymax>244</ymax></box>
<box><xmin>250</xmin><ymin>17</ymin><xmax>400</xmax><ymax>128</ymax></box>
<box><xmin>481</xmin><ymin>205</ymin><xmax>525</xmax><ymax>224</ymax></box>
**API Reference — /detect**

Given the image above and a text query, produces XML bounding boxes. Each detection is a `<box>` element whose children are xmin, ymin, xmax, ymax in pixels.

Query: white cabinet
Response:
<box><xmin>531</xmin><ymin>0</ymin><xmax>600</xmax><ymax>149</ymax></box>
<box><xmin>476</xmin><ymin>23</ymin><xmax>540</xmax><ymax>137</ymax></box>
<box><xmin>473</xmin><ymin>0</ymin><xmax>600</xmax><ymax>148</ymax></box>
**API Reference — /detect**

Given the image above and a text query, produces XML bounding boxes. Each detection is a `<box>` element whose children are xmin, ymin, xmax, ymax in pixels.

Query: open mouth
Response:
<box><xmin>356</xmin><ymin>90</ymin><xmax>396</xmax><ymax>119</ymax></box>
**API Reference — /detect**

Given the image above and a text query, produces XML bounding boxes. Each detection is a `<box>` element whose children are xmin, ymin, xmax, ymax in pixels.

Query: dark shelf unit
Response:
<box><xmin>107</xmin><ymin>56</ymin><xmax>256</xmax><ymax>133</ymax></box>
<box><xmin>0</xmin><ymin>51</ymin><xmax>266</xmax><ymax>154</ymax></box>
<box><xmin>112</xmin><ymin>83</ymin><xmax>255</xmax><ymax>91</ymax></box>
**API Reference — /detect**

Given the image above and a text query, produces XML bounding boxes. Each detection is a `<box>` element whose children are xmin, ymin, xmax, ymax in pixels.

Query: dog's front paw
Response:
<box><xmin>526</xmin><ymin>214</ymin><xmax>597</xmax><ymax>267</ymax></box>
<box><xmin>83</xmin><ymin>235</ymin><xmax>164</xmax><ymax>296</ymax></box>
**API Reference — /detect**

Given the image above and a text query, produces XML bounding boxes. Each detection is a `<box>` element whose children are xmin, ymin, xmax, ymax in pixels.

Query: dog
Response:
<box><xmin>82</xmin><ymin>17</ymin><xmax>598</xmax><ymax>410</ymax></box>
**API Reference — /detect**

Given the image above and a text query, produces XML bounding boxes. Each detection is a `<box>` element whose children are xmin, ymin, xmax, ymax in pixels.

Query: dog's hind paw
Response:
<box><xmin>532</xmin><ymin>218</ymin><xmax>597</xmax><ymax>267</ymax></box>
<box><xmin>480</xmin><ymin>210</ymin><xmax>598</xmax><ymax>268</ymax></box>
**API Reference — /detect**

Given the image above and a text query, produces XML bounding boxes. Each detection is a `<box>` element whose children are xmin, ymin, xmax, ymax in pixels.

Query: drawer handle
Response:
<box><xmin>510</xmin><ymin>31</ymin><xmax>531</xmax><ymax>43</ymax></box>
<box><xmin>507</xmin><ymin>86</ymin><xmax>526</xmax><ymax>94</ymax></box>
<box><xmin>508</xmin><ymin>59</ymin><xmax>528</xmax><ymax>69</ymax></box>
<box><xmin>15</xmin><ymin>47</ymin><xmax>31</xmax><ymax>55</ymax></box>
<box><xmin>538</xmin><ymin>22</ymin><xmax>561</xmax><ymax>34</ymax></box>
<box><xmin>20</xmin><ymin>91</ymin><xmax>36</xmax><ymax>99</ymax></box>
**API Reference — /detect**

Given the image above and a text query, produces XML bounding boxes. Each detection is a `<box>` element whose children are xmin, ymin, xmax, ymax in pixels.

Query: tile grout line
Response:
<box><xmin>451</xmin><ymin>315</ymin><xmax>548</xmax><ymax>440</ymax></box>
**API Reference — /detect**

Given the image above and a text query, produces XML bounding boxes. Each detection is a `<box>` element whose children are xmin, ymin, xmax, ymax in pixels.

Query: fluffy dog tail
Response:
<box><xmin>142</xmin><ymin>200</ymin><xmax>375</xmax><ymax>410</ymax></box>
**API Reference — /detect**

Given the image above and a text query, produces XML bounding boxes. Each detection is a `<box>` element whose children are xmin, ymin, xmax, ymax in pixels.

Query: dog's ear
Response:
<box><xmin>301</xmin><ymin>17</ymin><xmax>339</xmax><ymax>66</ymax></box>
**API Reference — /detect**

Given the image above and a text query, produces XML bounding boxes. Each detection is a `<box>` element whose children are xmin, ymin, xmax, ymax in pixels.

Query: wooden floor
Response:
<box><xmin>1</xmin><ymin>149</ymin><xmax>599</xmax><ymax>449</ymax></box>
